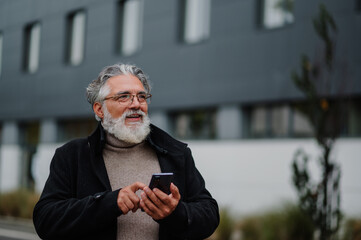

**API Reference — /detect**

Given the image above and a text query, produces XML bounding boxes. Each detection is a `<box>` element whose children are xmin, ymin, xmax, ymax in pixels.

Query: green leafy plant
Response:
<box><xmin>291</xmin><ymin>4</ymin><xmax>346</xmax><ymax>240</ymax></box>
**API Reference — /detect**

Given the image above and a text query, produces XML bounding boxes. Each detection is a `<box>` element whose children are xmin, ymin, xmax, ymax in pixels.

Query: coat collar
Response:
<box><xmin>87</xmin><ymin>122</ymin><xmax>110</xmax><ymax>190</ymax></box>
<box><xmin>88</xmin><ymin>122</ymin><xmax>105</xmax><ymax>157</ymax></box>
<box><xmin>147</xmin><ymin>124</ymin><xmax>188</xmax><ymax>156</ymax></box>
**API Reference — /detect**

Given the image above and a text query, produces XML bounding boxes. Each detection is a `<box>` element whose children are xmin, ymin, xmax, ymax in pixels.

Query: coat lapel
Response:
<box><xmin>88</xmin><ymin>124</ymin><xmax>112</xmax><ymax>190</ymax></box>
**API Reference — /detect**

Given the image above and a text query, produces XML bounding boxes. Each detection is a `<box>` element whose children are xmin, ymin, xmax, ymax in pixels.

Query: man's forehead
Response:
<box><xmin>106</xmin><ymin>74</ymin><xmax>145</xmax><ymax>92</ymax></box>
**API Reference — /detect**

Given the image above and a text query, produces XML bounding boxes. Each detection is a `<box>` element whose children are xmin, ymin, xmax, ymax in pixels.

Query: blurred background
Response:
<box><xmin>0</xmin><ymin>0</ymin><xmax>360</xmax><ymax>239</ymax></box>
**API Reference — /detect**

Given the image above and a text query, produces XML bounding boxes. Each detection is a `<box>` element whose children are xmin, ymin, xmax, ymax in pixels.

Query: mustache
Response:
<box><xmin>124</xmin><ymin>110</ymin><xmax>146</xmax><ymax>117</ymax></box>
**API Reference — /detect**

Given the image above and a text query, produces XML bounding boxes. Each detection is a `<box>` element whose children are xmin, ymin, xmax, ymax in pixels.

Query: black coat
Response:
<box><xmin>33</xmin><ymin>124</ymin><xmax>219</xmax><ymax>240</ymax></box>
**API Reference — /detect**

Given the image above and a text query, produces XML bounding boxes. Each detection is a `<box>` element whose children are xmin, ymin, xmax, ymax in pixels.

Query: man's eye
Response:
<box><xmin>138</xmin><ymin>94</ymin><xmax>146</xmax><ymax>100</ymax></box>
<box><xmin>116</xmin><ymin>95</ymin><xmax>130</xmax><ymax>101</ymax></box>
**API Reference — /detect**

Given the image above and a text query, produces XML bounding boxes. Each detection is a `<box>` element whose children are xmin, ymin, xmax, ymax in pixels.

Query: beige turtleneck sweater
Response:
<box><xmin>103</xmin><ymin>133</ymin><xmax>161</xmax><ymax>240</ymax></box>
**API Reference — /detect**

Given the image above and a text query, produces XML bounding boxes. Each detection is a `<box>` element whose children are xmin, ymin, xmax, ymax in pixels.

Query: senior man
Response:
<box><xmin>33</xmin><ymin>63</ymin><xmax>219</xmax><ymax>240</ymax></box>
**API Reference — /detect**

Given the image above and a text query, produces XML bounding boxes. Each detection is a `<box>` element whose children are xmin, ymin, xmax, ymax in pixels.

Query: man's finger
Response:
<box><xmin>140</xmin><ymin>198</ymin><xmax>154</xmax><ymax>217</ymax></box>
<box><xmin>141</xmin><ymin>191</ymin><xmax>158</xmax><ymax>213</ymax></box>
<box><xmin>118</xmin><ymin>199</ymin><xmax>130</xmax><ymax>214</ymax></box>
<box><xmin>130</xmin><ymin>181</ymin><xmax>147</xmax><ymax>192</ymax></box>
<box><xmin>144</xmin><ymin>187</ymin><xmax>164</xmax><ymax>207</ymax></box>
<box><xmin>123</xmin><ymin>196</ymin><xmax>136</xmax><ymax>210</ymax></box>
<box><xmin>153</xmin><ymin>188</ymin><xmax>171</xmax><ymax>204</ymax></box>
<box><xmin>170</xmin><ymin>183</ymin><xmax>181</xmax><ymax>200</ymax></box>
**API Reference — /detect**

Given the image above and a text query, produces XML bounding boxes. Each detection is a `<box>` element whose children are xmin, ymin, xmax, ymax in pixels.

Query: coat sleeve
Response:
<box><xmin>33</xmin><ymin>147</ymin><xmax>121</xmax><ymax>240</ymax></box>
<box><xmin>158</xmin><ymin>147</ymin><xmax>220</xmax><ymax>240</ymax></box>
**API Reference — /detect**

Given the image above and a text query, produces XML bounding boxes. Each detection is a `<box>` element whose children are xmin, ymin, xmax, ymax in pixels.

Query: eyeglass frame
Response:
<box><xmin>102</xmin><ymin>92</ymin><xmax>152</xmax><ymax>105</ymax></box>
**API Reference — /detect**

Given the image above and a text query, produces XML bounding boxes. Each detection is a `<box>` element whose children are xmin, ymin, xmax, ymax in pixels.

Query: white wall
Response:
<box><xmin>189</xmin><ymin>138</ymin><xmax>361</xmax><ymax>218</ymax></box>
<box><xmin>0</xmin><ymin>145</ymin><xmax>22</xmax><ymax>192</ymax></box>
<box><xmin>32</xmin><ymin>144</ymin><xmax>60</xmax><ymax>193</ymax></box>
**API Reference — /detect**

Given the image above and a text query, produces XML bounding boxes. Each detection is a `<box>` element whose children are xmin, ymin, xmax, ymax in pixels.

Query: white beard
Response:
<box><xmin>101</xmin><ymin>105</ymin><xmax>151</xmax><ymax>144</ymax></box>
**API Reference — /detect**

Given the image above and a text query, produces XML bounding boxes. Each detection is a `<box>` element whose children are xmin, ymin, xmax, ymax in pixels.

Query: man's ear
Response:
<box><xmin>93</xmin><ymin>102</ymin><xmax>104</xmax><ymax>120</ymax></box>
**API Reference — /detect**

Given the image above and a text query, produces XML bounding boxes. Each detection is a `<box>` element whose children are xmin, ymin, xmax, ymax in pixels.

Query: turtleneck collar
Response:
<box><xmin>105</xmin><ymin>131</ymin><xmax>144</xmax><ymax>148</ymax></box>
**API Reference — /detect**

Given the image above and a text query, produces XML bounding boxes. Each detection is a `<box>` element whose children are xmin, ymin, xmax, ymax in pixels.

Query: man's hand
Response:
<box><xmin>140</xmin><ymin>183</ymin><xmax>181</xmax><ymax>220</ymax></box>
<box><xmin>117</xmin><ymin>182</ymin><xmax>146</xmax><ymax>214</ymax></box>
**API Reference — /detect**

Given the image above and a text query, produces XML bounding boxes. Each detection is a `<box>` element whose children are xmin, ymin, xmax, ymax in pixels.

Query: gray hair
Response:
<box><xmin>86</xmin><ymin>63</ymin><xmax>151</xmax><ymax>120</ymax></box>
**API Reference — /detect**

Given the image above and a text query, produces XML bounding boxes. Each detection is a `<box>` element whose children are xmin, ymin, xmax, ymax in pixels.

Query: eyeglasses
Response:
<box><xmin>103</xmin><ymin>93</ymin><xmax>152</xmax><ymax>105</ymax></box>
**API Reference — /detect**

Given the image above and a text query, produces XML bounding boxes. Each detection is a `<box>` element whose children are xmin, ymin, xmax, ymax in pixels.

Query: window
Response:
<box><xmin>261</xmin><ymin>0</ymin><xmax>294</xmax><ymax>29</ymax></box>
<box><xmin>244</xmin><ymin>100</ymin><xmax>361</xmax><ymax>139</ymax></box>
<box><xmin>66</xmin><ymin>10</ymin><xmax>86</xmax><ymax>66</ymax></box>
<box><xmin>170</xmin><ymin>109</ymin><xmax>216</xmax><ymax>139</ymax></box>
<box><xmin>291</xmin><ymin>105</ymin><xmax>313</xmax><ymax>137</ymax></box>
<box><xmin>57</xmin><ymin>118</ymin><xmax>97</xmax><ymax>142</ymax></box>
<box><xmin>0</xmin><ymin>32</ymin><xmax>3</xmax><ymax>77</ymax></box>
<box><xmin>270</xmin><ymin>105</ymin><xmax>291</xmax><ymax>137</ymax></box>
<box><xmin>245</xmin><ymin>104</ymin><xmax>307</xmax><ymax>138</ymax></box>
<box><xmin>249</xmin><ymin>105</ymin><xmax>269</xmax><ymax>138</ymax></box>
<box><xmin>182</xmin><ymin>0</ymin><xmax>211</xmax><ymax>44</ymax></box>
<box><xmin>117</xmin><ymin>0</ymin><xmax>144</xmax><ymax>56</ymax></box>
<box><xmin>23</xmin><ymin>22</ymin><xmax>41</xmax><ymax>73</ymax></box>
<box><xmin>247</xmin><ymin>105</ymin><xmax>292</xmax><ymax>138</ymax></box>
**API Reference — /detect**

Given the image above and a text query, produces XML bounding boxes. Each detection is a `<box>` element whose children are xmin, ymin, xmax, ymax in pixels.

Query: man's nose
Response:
<box><xmin>129</xmin><ymin>95</ymin><xmax>141</xmax><ymax>108</ymax></box>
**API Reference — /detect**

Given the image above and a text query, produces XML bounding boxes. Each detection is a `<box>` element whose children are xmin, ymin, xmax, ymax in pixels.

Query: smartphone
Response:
<box><xmin>148</xmin><ymin>173</ymin><xmax>174</xmax><ymax>194</ymax></box>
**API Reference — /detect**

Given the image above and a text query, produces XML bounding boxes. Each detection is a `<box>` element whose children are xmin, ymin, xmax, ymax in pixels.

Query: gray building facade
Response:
<box><xmin>0</xmin><ymin>0</ymin><xmax>360</xmax><ymax>191</ymax></box>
